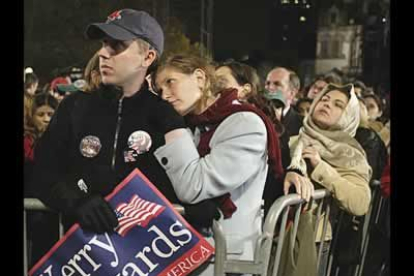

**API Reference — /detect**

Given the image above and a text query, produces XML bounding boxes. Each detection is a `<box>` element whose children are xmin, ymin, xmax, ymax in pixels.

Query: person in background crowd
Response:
<box><xmin>214</xmin><ymin>60</ymin><xmax>285</xmax><ymax>137</ymax></box>
<box><xmin>378</xmin><ymin>119</ymin><xmax>390</xmax><ymax>153</ymax></box>
<box><xmin>355</xmin><ymin>98</ymin><xmax>387</xmax><ymax>180</ymax></box>
<box><xmin>214</xmin><ymin>60</ymin><xmax>287</xmax><ymax>218</ymax></box>
<box><xmin>24</xmin><ymin>71</ymin><xmax>39</xmax><ymax>96</ymax></box>
<box><xmin>49</xmin><ymin>76</ymin><xmax>72</xmax><ymax>102</ymax></box>
<box><xmin>24</xmin><ymin>93</ymin><xmax>59</xmax><ymax>266</ymax></box>
<box><xmin>41</xmin><ymin>83</ymin><xmax>53</xmax><ymax>96</ymax></box>
<box><xmin>24</xmin><ymin>93</ymin><xmax>34</xmax><ymax>134</ymax></box>
<box><xmin>24</xmin><ymin>94</ymin><xmax>59</xmax><ymax>187</ymax></box>
<box><xmin>296</xmin><ymin>97</ymin><xmax>313</xmax><ymax>117</ymax></box>
<box><xmin>306</xmin><ymin>74</ymin><xmax>342</xmax><ymax>100</ymax></box>
<box><xmin>265</xmin><ymin>66</ymin><xmax>303</xmax><ymax>169</ymax></box>
<box><xmin>153</xmin><ymin>54</ymin><xmax>284</xmax><ymax>276</ymax></box>
<box><xmin>284</xmin><ymin>83</ymin><xmax>372</xmax><ymax>276</ymax></box>
<box><xmin>265</xmin><ymin>66</ymin><xmax>303</xmax><ymax>137</ymax></box>
<box><xmin>215</xmin><ymin>60</ymin><xmax>261</xmax><ymax>101</ymax></box>
<box><xmin>260</xmin><ymin>90</ymin><xmax>289</xmax><ymax>215</ymax></box>
<box><xmin>363</xmin><ymin>94</ymin><xmax>384</xmax><ymax>129</ymax></box>
<box><xmin>306</xmin><ymin>76</ymin><xmax>328</xmax><ymax>100</ymax></box>
<box><xmin>353</xmin><ymin>80</ymin><xmax>367</xmax><ymax>97</ymax></box>
<box><xmin>264</xmin><ymin>90</ymin><xmax>287</xmax><ymax>122</ymax></box>
<box><xmin>57</xmin><ymin>66</ymin><xmax>89</xmax><ymax>94</ymax></box>
<box><xmin>82</xmin><ymin>51</ymin><xmax>101</xmax><ymax>92</ymax></box>
<box><xmin>361</xmin><ymin>93</ymin><xmax>390</xmax><ymax>152</ymax></box>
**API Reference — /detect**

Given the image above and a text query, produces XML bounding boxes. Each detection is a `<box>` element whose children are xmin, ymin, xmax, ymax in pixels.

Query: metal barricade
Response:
<box><xmin>324</xmin><ymin>180</ymin><xmax>385</xmax><ymax>276</ymax></box>
<box><xmin>212</xmin><ymin>189</ymin><xmax>331</xmax><ymax>276</ymax></box>
<box><xmin>25</xmin><ymin>193</ymin><xmax>335</xmax><ymax>276</ymax></box>
<box><xmin>356</xmin><ymin>180</ymin><xmax>386</xmax><ymax>276</ymax></box>
<box><xmin>23</xmin><ymin>198</ymin><xmax>63</xmax><ymax>276</ymax></box>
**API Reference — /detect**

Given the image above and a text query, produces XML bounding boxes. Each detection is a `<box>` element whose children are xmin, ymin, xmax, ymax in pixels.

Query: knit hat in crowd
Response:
<box><xmin>85</xmin><ymin>9</ymin><xmax>164</xmax><ymax>55</ymax></box>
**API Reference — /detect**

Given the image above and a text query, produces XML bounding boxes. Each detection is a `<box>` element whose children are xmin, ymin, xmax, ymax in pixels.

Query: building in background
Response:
<box><xmin>269</xmin><ymin>0</ymin><xmax>368</xmax><ymax>87</ymax></box>
<box><xmin>314</xmin><ymin>3</ymin><xmax>363</xmax><ymax>78</ymax></box>
<box><xmin>299</xmin><ymin>0</ymin><xmax>389</xmax><ymax>88</ymax></box>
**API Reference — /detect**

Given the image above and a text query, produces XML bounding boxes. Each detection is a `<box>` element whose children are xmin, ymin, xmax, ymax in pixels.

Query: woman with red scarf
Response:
<box><xmin>152</xmin><ymin>55</ymin><xmax>283</xmax><ymax>275</ymax></box>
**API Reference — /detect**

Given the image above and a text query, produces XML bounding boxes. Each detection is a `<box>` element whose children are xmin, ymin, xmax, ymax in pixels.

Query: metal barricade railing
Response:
<box><xmin>25</xmin><ymin>183</ymin><xmax>387</xmax><ymax>276</ymax></box>
<box><xmin>25</xmin><ymin>193</ymin><xmax>334</xmax><ymax>276</ymax></box>
<box><xmin>356</xmin><ymin>180</ymin><xmax>385</xmax><ymax>276</ymax></box>
<box><xmin>324</xmin><ymin>179</ymin><xmax>384</xmax><ymax>276</ymax></box>
<box><xmin>270</xmin><ymin>189</ymin><xmax>332</xmax><ymax>276</ymax></box>
<box><xmin>23</xmin><ymin>198</ymin><xmax>63</xmax><ymax>276</ymax></box>
<box><xmin>212</xmin><ymin>189</ymin><xmax>331</xmax><ymax>276</ymax></box>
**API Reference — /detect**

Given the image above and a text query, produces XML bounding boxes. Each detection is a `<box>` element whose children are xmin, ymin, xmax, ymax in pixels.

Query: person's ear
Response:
<box><xmin>142</xmin><ymin>49</ymin><xmax>157</xmax><ymax>67</ymax></box>
<box><xmin>193</xmin><ymin>68</ymin><xmax>207</xmax><ymax>89</ymax></box>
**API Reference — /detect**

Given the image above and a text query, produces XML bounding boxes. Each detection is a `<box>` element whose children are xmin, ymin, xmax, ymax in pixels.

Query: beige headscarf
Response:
<box><xmin>289</xmin><ymin>83</ymin><xmax>372</xmax><ymax>183</ymax></box>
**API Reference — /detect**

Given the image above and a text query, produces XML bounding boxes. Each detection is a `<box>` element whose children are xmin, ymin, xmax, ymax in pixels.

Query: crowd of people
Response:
<box><xmin>24</xmin><ymin>8</ymin><xmax>390</xmax><ymax>276</ymax></box>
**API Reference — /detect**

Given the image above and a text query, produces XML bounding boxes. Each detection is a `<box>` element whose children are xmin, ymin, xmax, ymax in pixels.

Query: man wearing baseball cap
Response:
<box><xmin>32</xmin><ymin>9</ymin><xmax>190</xmax><ymax>235</ymax></box>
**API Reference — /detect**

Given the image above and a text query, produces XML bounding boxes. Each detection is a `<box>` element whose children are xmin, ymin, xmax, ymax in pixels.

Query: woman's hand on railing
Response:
<box><xmin>283</xmin><ymin>171</ymin><xmax>315</xmax><ymax>202</ymax></box>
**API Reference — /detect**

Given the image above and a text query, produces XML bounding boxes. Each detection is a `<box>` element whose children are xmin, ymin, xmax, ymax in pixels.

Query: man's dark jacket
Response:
<box><xmin>33</xmin><ymin>84</ymin><xmax>180</xmax><ymax>217</ymax></box>
<box><xmin>280</xmin><ymin>107</ymin><xmax>304</xmax><ymax>168</ymax></box>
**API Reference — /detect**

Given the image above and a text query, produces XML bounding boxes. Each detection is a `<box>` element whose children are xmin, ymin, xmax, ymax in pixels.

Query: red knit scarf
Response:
<box><xmin>186</xmin><ymin>89</ymin><xmax>284</xmax><ymax>218</ymax></box>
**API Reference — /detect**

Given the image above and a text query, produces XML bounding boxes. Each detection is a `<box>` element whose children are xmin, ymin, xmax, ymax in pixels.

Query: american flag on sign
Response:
<box><xmin>115</xmin><ymin>194</ymin><xmax>165</xmax><ymax>237</ymax></box>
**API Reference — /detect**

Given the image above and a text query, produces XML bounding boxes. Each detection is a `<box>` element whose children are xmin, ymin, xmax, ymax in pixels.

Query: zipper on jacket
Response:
<box><xmin>111</xmin><ymin>96</ymin><xmax>124</xmax><ymax>170</ymax></box>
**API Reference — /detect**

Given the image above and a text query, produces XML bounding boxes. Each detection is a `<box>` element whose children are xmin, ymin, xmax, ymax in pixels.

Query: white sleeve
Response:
<box><xmin>154</xmin><ymin>112</ymin><xmax>268</xmax><ymax>203</ymax></box>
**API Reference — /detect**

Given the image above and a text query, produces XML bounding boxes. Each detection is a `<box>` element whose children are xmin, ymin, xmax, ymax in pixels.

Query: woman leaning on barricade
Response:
<box><xmin>282</xmin><ymin>83</ymin><xmax>372</xmax><ymax>276</ymax></box>
<box><xmin>151</xmin><ymin>54</ymin><xmax>284</xmax><ymax>276</ymax></box>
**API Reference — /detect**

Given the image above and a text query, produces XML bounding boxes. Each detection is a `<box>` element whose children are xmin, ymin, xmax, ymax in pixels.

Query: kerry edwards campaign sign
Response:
<box><xmin>29</xmin><ymin>169</ymin><xmax>214</xmax><ymax>276</ymax></box>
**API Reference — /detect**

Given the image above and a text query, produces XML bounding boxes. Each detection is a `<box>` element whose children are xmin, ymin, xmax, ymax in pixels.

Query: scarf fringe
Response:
<box><xmin>287</xmin><ymin>140</ymin><xmax>307</xmax><ymax>176</ymax></box>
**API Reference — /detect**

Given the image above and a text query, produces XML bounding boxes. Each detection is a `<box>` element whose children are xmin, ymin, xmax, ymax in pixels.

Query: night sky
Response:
<box><xmin>213</xmin><ymin>0</ymin><xmax>271</xmax><ymax>61</ymax></box>
<box><xmin>24</xmin><ymin>0</ymin><xmax>389</xmax><ymax>87</ymax></box>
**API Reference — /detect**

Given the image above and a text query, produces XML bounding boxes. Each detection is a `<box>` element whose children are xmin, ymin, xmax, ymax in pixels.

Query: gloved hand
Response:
<box><xmin>152</xmin><ymin>99</ymin><xmax>186</xmax><ymax>134</ymax></box>
<box><xmin>73</xmin><ymin>194</ymin><xmax>119</xmax><ymax>234</ymax></box>
<box><xmin>184</xmin><ymin>200</ymin><xmax>221</xmax><ymax>229</ymax></box>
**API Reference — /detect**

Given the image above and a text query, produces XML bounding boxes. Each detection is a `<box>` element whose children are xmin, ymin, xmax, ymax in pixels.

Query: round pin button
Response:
<box><xmin>128</xmin><ymin>130</ymin><xmax>152</xmax><ymax>154</ymax></box>
<box><xmin>79</xmin><ymin>136</ymin><xmax>102</xmax><ymax>158</ymax></box>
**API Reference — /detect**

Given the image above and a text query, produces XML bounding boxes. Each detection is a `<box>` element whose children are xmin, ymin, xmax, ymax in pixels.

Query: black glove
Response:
<box><xmin>152</xmin><ymin>99</ymin><xmax>186</xmax><ymax>134</ymax></box>
<box><xmin>61</xmin><ymin>166</ymin><xmax>118</xmax><ymax>233</ymax></box>
<box><xmin>73</xmin><ymin>194</ymin><xmax>119</xmax><ymax>234</ymax></box>
<box><xmin>184</xmin><ymin>200</ymin><xmax>221</xmax><ymax>229</ymax></box>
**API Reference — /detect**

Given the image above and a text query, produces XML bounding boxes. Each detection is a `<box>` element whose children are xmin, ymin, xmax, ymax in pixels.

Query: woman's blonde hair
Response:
<box><xmin>153</xmin><ymin>54</ymin><xmax>218</xmax><ymax>107</ymax></box>
<box><xmin>24</xmin><ymin>93</ymin><xmax>34</xmax><ymax>132</ymax></box>
<box><xmin>83</xmin><ymin>51</ymin><xmax>101</xmax><ymax>92</ymax></box>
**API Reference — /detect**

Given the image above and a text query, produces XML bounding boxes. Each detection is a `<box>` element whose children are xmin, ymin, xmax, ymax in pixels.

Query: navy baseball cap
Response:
<box><xmin>85</xmin><ymin>9</ymin><xmax>164</xmax><ymax>55</ymax></box>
